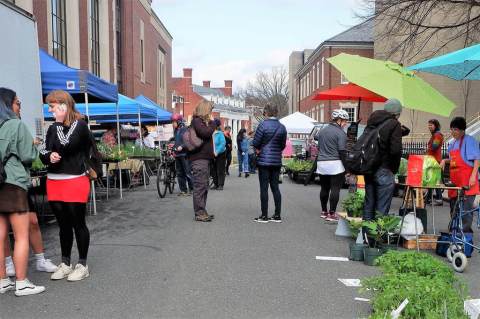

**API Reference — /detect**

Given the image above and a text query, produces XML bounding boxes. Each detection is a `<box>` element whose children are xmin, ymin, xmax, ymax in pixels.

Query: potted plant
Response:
<box><xmin>348</xmin><ymin>220</ymin><xmax>366</xmax><ymax>261</ymax></box>
<box><xmin>341</xmin><ymin>191</ymin><xmax>364</xmax><ymax>217</ymax></box>
<box><xmin>362</xmin><ymin>215</ymin><xmax>401</xmax><ymax>266</ymax></box>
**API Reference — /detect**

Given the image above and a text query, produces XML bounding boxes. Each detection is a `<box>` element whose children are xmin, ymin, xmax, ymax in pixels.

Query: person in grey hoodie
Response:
<box><xmin>315</xmin><ymin>109</ymin><xmax>349</xmax><ymax>222</ymax></box>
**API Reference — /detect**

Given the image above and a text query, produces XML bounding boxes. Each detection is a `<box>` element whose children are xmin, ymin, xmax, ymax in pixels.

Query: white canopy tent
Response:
<box><xmin>279</xmin><ymin>112</ymin><xmax>317</xmax><ymax>134</ymax></box>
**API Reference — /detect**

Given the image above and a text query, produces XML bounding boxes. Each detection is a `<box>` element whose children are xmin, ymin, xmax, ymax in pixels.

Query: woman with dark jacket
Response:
<box><xmin>39</xmin><ymin>90</ymin><xmax>93</xmax><ymax>282</ymax></box>
<box><xmin>0</xmin><ymin>88</ymin><xmax>45</xmax><ymax>296</ymax></box>
<box><xmin>236</xmin><ymin>129</ymin><xmax>249</xmax><ymax>178</ymax></box>
<box><xmin>252</xmin><ymin>104</ymin><xmax>287</xmax><ymax>223</ymax></box>
<box><xmin>189</xmin><ymin>101</ymin><xmax>216</xmax><ymax>222</ymax></box>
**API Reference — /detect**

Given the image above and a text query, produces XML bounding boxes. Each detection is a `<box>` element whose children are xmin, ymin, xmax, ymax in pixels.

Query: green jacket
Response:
<box><xmin>0</xmin><ymin>119</ymin><xmax>38</xmax><ymax>190</ymax></box>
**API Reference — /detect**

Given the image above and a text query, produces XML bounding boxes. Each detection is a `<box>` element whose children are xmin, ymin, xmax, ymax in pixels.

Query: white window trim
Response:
<box><xmin>340</xmin><ymin>73</ymin><xmax>349</xmax><ymax>84</ymax></box>
<box><xmin>339</xmin><ymin>102</ymin><xmax>357</xmax><ymax>122</ymax></box>
<box><xmin>321</xmin><ymin>57</ymin><xmax>325</xmax><ymax>86</ymax></box>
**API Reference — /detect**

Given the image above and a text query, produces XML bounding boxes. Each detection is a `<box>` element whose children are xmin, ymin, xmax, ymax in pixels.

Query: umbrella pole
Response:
<box><xmin>116</xmin><ymin>102</ymin><xmax>123</xmax><ymax>199</ymax></box>
<box><xmin>85</xmin><ymin>92</ymin><xmax>97</xmax><ymax>216</ymax></box>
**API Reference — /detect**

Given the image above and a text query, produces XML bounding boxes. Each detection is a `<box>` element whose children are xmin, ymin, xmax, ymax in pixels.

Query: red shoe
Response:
<box><xmin>325</xmin><ymin>213</ymin><xmax>339</xmax><ymax>222</ymax></box>
<box><xmin>320</xmin><ymin>211</ymin><xmax>329</xmax><ymax>219</ymax></box>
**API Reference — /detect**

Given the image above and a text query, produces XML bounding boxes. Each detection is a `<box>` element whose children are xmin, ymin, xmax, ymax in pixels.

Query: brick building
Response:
<box><xmin>170</xmin><ymin>68</ymin><xmax>250</xmax><ymax>144</ymax></box>
<box><xmin>289</xmin><ymin>20</ymin><xmax>374</xmax><ymax>124</ymax></box>
<box><xmin>10</xmin><ymin>0</ymin><xmax>172</xmax><ymax>108</ymax></box>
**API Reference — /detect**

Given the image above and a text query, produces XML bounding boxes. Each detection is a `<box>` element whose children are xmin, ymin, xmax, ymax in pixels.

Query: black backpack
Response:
<box><xmin>0</xmin><ymin>119</ymin><xmax>14</xmax><ymax>185</ymax></box>
<box><xmin>344</xmin><ymin>119</ymin><xmax>392</xmax><ymax>175</ymax></box>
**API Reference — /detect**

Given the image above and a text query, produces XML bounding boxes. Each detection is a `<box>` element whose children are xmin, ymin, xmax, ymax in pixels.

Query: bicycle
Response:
<box><xmin>156</xmin><ymin>142</ymin><xmax>176</xmax><ymax>198</ymax></box>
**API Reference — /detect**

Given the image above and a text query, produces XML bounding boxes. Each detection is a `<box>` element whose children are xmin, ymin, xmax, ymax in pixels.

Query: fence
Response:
<box><xmin>402</xmin><ymin>140</ymin><xmax>448</xmax><ymax>159</ymax></box>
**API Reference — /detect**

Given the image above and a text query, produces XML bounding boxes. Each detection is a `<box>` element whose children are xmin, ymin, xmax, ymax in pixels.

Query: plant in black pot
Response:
<box><xmin>362</xmin><ymin>215</ymin><xmax>401</xmax><ymax>266</ymax></box>
<box><xmin>341</xmin><ymin>191</ymin><xmax>364</xmax><ymax>217</ymax></box>
<box><xmin>348</xmin><ymin>220</ymin><xmax>366</xmax><ymax>261</ymax></box>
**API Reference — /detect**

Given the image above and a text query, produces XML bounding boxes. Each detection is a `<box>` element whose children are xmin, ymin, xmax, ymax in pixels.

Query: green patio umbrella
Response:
<box><xmin>327</xmin><ymin>53</ymin><xmax>456</xmax><ymax>117</ymax></box>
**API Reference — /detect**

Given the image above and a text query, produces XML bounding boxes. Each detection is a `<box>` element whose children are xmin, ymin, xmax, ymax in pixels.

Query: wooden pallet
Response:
<box><xmin>403</xmin><ymin>234</ymin><xmax>439</xmax><ymax>250</ymax></box>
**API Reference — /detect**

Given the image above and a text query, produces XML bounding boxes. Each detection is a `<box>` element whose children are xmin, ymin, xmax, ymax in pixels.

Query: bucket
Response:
<box><xmin>363</xmin><ymin>247</ymin><xmax>384</xmax><ymax>266</ymax></box>
<box><xmin>349</xmin><ymin>243</ymin><xmax>366</xmax><ymax>261</ymax></box>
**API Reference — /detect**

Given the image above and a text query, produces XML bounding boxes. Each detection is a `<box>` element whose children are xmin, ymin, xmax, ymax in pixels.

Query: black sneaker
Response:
<box><xmin>269</xmin><ymin>215</ymin><xmax>282</xmax><ymax>223</ymax></box>
<box><xmin>254</xmin><ymin>215</ymin><xmax>269</xmax><ymax>223</ymax></box>
<box><xmin>245</xmin><ymin>173</ymin><xmax>250</xmax><ymax>178</ymax></box>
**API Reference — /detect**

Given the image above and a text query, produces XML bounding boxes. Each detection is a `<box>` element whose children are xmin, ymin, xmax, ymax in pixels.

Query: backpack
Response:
<box><xmin>213</xmin><ymin>131</ymin><xmax>226</xmax><ymax>156</ymax></box>
<box><xmin>85</xmin><ymin>132</ymin><xmax>103</xmax><ymax>180</ymax></box>
<box><xmin>0</xmin><ymin>119</ymin><xmax>14</xmax><ymax>186</ymax></box>
<box><xmin>344</xmin><ymin>119</ymin><xmax>392</xmax><ymax>175</ymax></box>
<box><xmin>182</xmin><ymin>126</ymin><xmax>203</xmax><ymax>152</ymax></box>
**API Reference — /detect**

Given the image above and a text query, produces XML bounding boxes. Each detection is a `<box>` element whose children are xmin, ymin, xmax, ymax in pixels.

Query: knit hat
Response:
<box><xmin>384</xmin><ymin>98</ymin><xmax>403</xmax><ymax>115</ymax></box>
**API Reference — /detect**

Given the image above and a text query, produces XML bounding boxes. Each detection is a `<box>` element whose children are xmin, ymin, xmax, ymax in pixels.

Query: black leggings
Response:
<box><xmin>49</xmin><ymin>201</ymin><xmax>90</xmax><ymax>265</ymax></box>
<box><xmin>319</xmin><ymin>173</ymin><xmax>344</xmax><ymax>213</ymax></box>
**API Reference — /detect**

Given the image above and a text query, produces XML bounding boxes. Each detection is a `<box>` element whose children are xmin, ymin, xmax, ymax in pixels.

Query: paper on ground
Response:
<box><xmin>355</xmin><ymin>297</ymin><xmax>370</xmax><ymax>302</ymax></box>
<box><xmin>465</xmin><ymin>299</ymin><xmax>480</xmax><ymax>319</ymax></box>
<box><xmin>315</xmin><ymin>256</ymin><xmax>349</xmax><ymax>261</ymax></box>
<box><xmin>338</xmin><ymin>278</ymin><xmax>362</xmax><ymax>287</ymax></box>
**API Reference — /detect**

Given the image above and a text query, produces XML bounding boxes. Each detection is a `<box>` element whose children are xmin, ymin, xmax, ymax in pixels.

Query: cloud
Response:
<box><xmin>173</xmin><ymin>48</ymin><xmax>291</xmax><ymax>91</ymax></box>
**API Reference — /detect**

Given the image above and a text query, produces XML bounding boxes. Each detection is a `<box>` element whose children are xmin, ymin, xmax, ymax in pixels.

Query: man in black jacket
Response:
<box><xmin>363</xmin><ymin>99</ymin><xmax>403</xmax><ymax>221</ymax></box>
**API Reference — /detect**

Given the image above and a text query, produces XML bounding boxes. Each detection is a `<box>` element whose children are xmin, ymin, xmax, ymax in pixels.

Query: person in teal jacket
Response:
<box><xmin>0</xmin><ymin>88</ymin><xmax>45</xmax><ymax>296</ymax></box>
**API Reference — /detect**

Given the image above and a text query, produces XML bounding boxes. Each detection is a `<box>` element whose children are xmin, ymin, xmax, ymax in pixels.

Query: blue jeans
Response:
<box><xmin>175</xmin><ymin>156</ymin><xmax>193</xmax><ymax>192</ymax></box>
<box><xmin>363</xmin><ymin>168</ymin><xmax>395</xmax><ymax>221</ymax></box>
<box><xmin>238</xmin><ymin>151</ymin><xmax>249</xmax><ymax>173</ymax></box>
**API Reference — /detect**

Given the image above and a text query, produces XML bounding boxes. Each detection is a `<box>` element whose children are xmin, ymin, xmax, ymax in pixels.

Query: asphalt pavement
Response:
<box><xmin>1</xmin><ymin>171</ymin><xmax>479</xmax><ymax>319</ymax></box>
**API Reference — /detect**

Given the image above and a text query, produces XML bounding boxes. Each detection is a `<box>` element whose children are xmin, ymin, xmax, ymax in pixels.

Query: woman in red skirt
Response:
<box><xmin>39</xmin><ymin>90</ymin><xmax>93</xmax><ymax>282</ymax></box>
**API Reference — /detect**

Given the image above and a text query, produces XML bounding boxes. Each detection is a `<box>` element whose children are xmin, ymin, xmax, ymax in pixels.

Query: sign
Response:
<box><xmin>66</xmin><ymin>81</ymin><xmax>75</xmax><ymax>90</ymax></box>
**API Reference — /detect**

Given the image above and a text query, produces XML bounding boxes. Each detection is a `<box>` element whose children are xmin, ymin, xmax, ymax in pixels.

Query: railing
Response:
<box><xmin>402</xmin><ymin>140</ymin><xmax>448</xmax><ymax>159</ymax></box>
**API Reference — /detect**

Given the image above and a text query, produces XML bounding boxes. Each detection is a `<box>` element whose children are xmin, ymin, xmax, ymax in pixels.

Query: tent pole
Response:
<box><xmin>85</xmin><ymin>92</ymin><xmax>97</xmax><ymax>216</ymax></box>
<box><xmin>116</xmin><ymin>102</ymin><xmax>123</xmax><ymax>199</ymax></box>
<box><xmin>138</xmin><ymin>110</ymin><xmax>147</xmax><ymax>189</ymax></box>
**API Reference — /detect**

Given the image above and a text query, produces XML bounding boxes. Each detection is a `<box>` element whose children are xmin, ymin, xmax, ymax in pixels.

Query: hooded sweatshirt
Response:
<box><xmin>366</xmin><ymin>110</ymin><xmax>402</xmax><ymax>174</ymax></box>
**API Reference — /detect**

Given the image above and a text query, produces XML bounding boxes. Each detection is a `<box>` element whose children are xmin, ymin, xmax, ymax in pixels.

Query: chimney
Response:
<box><xmin>183</xmin><ymin>68</ymin><xmax>192</xmax><ymax>86</ymax></box>
<box><xmin>224</xmin><ymin>80</ymin><xmax>233</xmax><ymax>96</ymax></box>
<box><xmin>203</xmin><ymin>81</ymin><xmax>211</xmax><ymax>88</ymax></box>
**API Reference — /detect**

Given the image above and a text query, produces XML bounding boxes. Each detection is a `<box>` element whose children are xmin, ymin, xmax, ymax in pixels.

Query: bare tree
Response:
<box><xmin>237</xmin><ymin>66</ymin><xmax>289</xmax><ymax>118</ymax></box>
<box><xmin>358</xmin><ymin>0</ymin><xmax>480</xmax><ymax>63</ymax></box>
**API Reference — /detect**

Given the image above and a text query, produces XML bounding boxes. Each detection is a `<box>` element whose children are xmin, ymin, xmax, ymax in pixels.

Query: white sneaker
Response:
<box><xmin>15</xmin><ymin>279</ymin><xmax>45</xmax><ymax>296</ymax></box>
<box><xmin>36</xmin><ymin>259</ymin><xmax>58</xmax><ymax>273</ymax></box>
<box><xmin>50</xmin><ymin>263</ymin><xmax>72</xmax><ymax>280</ymax></box>
<box><xmin>6</xmin><ymin>262</ymin><xmax>15</xmax><ymax>277</ymax></box>
<box><xmin>67</xmin><ymin>264</ymin><xmax>89</xmax><ymax>282</ymax></box>
<box><xmin>0</xmin><ymin>278</ymin><xmax>15</xmax><ymax>294</ymax></box>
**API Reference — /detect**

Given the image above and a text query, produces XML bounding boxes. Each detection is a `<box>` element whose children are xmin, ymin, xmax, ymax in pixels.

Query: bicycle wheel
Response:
<box><xmin>168</xmin><ymin>167</ymin><xmax>176</xmax><ymax>194</ymax></box>
<box><xmin>157</xmin><ymin>165</ymin><xmax>168</xmax><ymax>198</ymax></box>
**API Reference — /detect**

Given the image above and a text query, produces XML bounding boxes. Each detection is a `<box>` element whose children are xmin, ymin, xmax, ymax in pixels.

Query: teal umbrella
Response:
<box><xmin>408</xmin><ymin>43</ymin><xmax>480</xmax><ymax>80</ymax></box>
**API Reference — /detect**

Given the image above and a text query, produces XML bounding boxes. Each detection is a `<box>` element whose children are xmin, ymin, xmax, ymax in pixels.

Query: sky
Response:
<box><xmin>152</xmin><ymin>0</ymin><xmax>365</xmax><ymax>91</ymax></box>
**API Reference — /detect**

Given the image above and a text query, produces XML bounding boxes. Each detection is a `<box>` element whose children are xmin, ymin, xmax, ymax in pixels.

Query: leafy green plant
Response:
<box><xmin>284</xmin><ymin>159</ymin><xmax>313</xmax><ymax>173</ymax></box>
<box><xmin>341</xmin><ymin>191</ymin><xmax>364</xmax><ymax>217</ymax></box>
<box><xmin>362</xmin><ymin>215</ymin><xmax>401</xmax><ymax>247</ymax></box>
<box><xmin>348</xmin><ymin>220</ymin><xmax>363</xmax><ymax>239</ymax></box>
<box><xmin>31</xmin><ymin>157</ymin><xmax>46</xmax><ymax>171</ymax></box>
<box><xmin>361</xmin><ymin>250</ymin><xmax>468</xmax><ymax>319</ymax></box>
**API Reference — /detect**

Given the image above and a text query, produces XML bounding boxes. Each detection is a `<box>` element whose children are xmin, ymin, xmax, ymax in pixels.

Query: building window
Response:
<box><xmin>341</xmin><ymin>105</ymin><xmax>356</xmax><ymax>122</ymax></box>
<box><xmin>140</xmin><ymin>20</ymin><xmax>145</xmax><ymax>82</ymax></box>
<box><xmin>321</xmin><ymin>57</ymin><xmax>325</xmax><ymax>86</ymax></box>
<box><xmin>157</xmin><ymin>47</ymin><xmax>166</xmax><ymax>105</ymax></box>
<box><xmin>316</xmin><ymin>62</ymin><xmax>320</xmax><ymax>88</ymax></box>
<box><xmin>115</xmin><ymin>0</ymin><xmax>123</xmax><ymax>92</ymax></box>
<box><xmin>51</xmin><ymin>0</ymin><xmax>67</xmax><ymax>63</ymax></box>
<box><xmin>90</xmin><ymin>0</ymin><xmax>100</xmax><ymax>76</ymax></box>
<box><xmin>340</xmin><ymin>73</ymin><xmax>349</xmax><ymax>84</ymax></box>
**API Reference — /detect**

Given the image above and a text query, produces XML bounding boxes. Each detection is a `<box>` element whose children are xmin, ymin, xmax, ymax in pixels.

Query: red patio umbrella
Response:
<box><xmin>312</xmin><ymin>83</ymin><xmax>387</xmax><ymax>103</ymax></box>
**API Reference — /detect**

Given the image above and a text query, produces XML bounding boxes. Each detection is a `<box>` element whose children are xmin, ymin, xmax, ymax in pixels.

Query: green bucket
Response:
<box><xmin>363</xmin><ymin>247</ymin><xmax>384</xmax><ymax>266</ymax></box>
<box><xmin>349</xmin><ymin>243</ymin><xmax>366</xmax><ymax>261</ymax></box>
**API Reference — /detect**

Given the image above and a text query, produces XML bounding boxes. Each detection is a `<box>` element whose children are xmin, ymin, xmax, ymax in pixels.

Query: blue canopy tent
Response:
<box><xmin>40</xmin><ymin>49</ymin><xmax>118</xmax><ymax>103</ymax></box>
<box><xmin>134</xmin><ymin>95</ymin><xmax>172</xmax><ymax>124</ymax></box>
<box><xmin>43</xmin><ymin>94</ymin><xmax>160</xmax><ymax>123</ymax></box>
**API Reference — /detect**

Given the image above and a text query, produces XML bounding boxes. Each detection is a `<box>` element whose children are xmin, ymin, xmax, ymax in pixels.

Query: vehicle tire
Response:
<box><xmin>168</xmin><ymin>168</ymin><xmax>175</xmax><ymax>194</ymax></box>
<box><xmin>157</xmin><ymin>166</ymin><xmax>167</xmax><ymax>198</ymax></box>
<box><xmin>446</xmin><ymin>244</ymin><xmax>461</xmax><ymax>262</ymax></box>
<box><xmin>452</xmin><ymin>252</ymin><xmax>468</xmax><ymax>273</ymax></box>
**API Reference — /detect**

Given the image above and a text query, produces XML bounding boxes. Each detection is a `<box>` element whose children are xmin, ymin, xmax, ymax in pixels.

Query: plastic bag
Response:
<box><xmin>422</xmin><ymin>155</ymin><xmax>442</xmax><ymax>187</ymax></box>
<box><xmin>400</xmin><ymin>212</ymin><xmax>424</xmax><ymax>239</ymax></box>
<box><xmin>398</xmin><ymin>158</ymin><xmax>408</xmax><ymax>176</ymax></box>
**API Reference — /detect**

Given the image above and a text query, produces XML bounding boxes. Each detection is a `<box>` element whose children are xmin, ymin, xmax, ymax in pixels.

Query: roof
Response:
<box><xmin>325</xmin><ymin>19</ymin><xmax>374</xmax><ymax>43</ymax></box>
<box><xmin>193</xmin><ymin>85</ymin><xmax>225</xmax><ymax>97</ymax></box>
<box><xmin>212</xmin><ymin>104</ymin><xmax>249</xmax><ymax>114</ymax></box>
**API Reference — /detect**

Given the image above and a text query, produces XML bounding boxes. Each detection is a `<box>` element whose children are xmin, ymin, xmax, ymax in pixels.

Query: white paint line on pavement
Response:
<box><xmin>315</xmin><ymin>256</ymin><xmax>349</xmax><ymax>261</ymax></box>
<box><xmin>338</xmin><ymin>279</ymin><xmax>362</xmax><ymax>287</ymax></box>
<box><xmin>355</xmin><ymin>297</ymin><xmax>370</xmax><ymax>302</ymax></box>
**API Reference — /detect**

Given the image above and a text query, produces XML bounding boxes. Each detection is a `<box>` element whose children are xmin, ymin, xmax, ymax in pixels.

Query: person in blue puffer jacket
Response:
<box><xmin>252</xmin><ymin>104</ymin><xmax>287</xmax><ymax>223</ymax></box>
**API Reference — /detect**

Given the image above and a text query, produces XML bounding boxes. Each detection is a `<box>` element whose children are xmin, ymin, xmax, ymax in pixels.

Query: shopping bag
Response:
<box><xmin>406</xmin><ymin>155</ymin><xmax>423</xmax><ymax>187</ymax></box>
